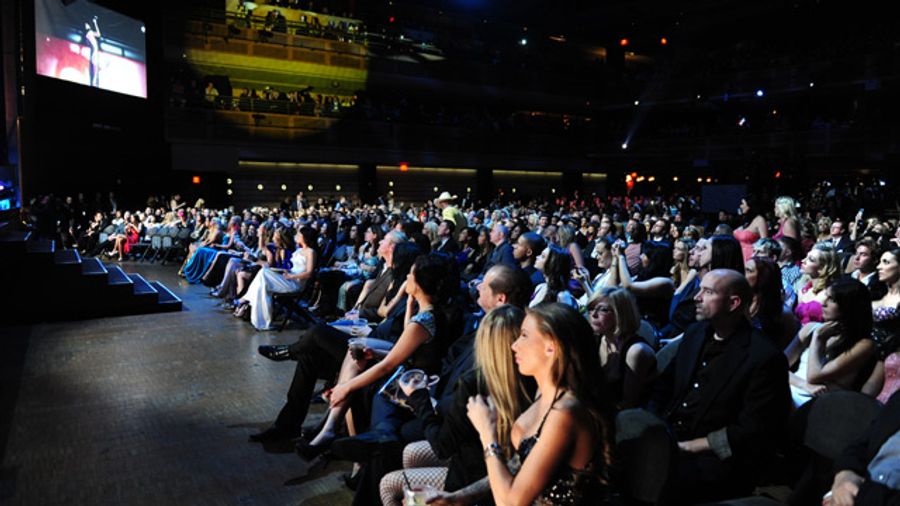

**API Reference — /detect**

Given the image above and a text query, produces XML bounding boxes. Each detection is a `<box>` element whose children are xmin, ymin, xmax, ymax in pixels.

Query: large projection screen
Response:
<box><xmin>35</xmin><ymin>0</ymin><xmax>147</xmax><ymax>98</ymax></box>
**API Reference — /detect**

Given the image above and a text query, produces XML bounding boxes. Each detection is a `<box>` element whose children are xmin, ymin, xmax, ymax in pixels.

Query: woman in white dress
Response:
<box><xmin>238</xmin><ymin>226</ymin><xmax>317</xmax><ymax>330</ymax></box>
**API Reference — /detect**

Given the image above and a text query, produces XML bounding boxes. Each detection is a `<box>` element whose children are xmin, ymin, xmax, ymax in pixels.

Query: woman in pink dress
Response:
<box><xmin>773</xmin><ymin>196</ymin><xmax>800</xmax><ymax>241</ymax></box>
<box><xmin>793</xmin><ymin>243</ymin><xmax>840</xmax><ymax>325</ymax></box>
<box><xmin>734</xmin><ymin>196</ymin><xmax>768</xmax><ymax>261</ymax></box>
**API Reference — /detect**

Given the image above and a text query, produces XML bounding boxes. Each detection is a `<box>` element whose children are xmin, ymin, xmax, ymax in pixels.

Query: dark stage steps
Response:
<box><xmin>0</xmin><ymin>225</ymin><xmax>183</xmax><ymax>322</ymax></box>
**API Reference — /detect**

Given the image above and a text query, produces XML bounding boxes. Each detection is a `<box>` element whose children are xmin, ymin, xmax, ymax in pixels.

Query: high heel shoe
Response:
<box><xmin>233</xmin><ymin>303</ymin><xmax>249</xmax><ymax>318</ymax></box>
<box><xmin>295</xmin><ymin>435</ymin><xmax>334</xmax><ymax>460</ymax></box>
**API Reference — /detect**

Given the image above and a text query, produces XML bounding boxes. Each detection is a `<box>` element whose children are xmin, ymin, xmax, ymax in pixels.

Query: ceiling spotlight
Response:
<box><xmin>755</xmin><ymin>89</ymin><xmax>764</xmax><ymax>97</ymax></box>
<box><xmin>633</xmin><ymin>100</ymin><xmax>640</xmax><ymax>106</ymax></box>
<box><xmin>519</xmin><ymin>38</ymin><xmax>528</xmax><ymax>46</ymax></box>
<box><xmin>227</xmin><ymin>189</ymin><xmax>233</xmax><ymax>196</ymax></box>
<box><xmin>809</xmin><ymin>82</ymin><xmax>815</xmax><ymax>87</ymax></box>
<box><xmin>281</xmin><ymin>184</ymin><xmax>287</xmax><ymax>191</ymax></box>
<box><xmin>226</xmin><ymin>178</ymin><xmax>233</xmax><ymax>185</ymax></box>
<box><xmin>257</xmin><ymin>184</ymin><xmax>264</xmax><ymax>191</ymax></box>
<box><xmin>335</xmin><ymin>184</ymin><xmax>342</xmax><ymax>191</ymax></box>
<box><xmin>673</xmin><ymin>176</ymin><xmax>679</xmax><ymax>182</ymax></box>
<box><xmin>307</xmin><ymin>184</ymin><xmax>313</xmax><ymax>191</ymax></box>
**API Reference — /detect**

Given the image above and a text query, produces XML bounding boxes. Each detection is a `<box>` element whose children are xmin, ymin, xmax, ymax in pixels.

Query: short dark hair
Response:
<box><xmin>519</xmin><ymin>232</ymin><xmax>546</xmax><ymax>260</ymax></box>
<box><xmin>441</xmin><ymin>219</ymin><xmax>456</xmax><ymax>235</ymax></box>
<box><xmin>487</xmin><ymin>264</ymin><xmax>532</xmax><ymax>309</ymax></box>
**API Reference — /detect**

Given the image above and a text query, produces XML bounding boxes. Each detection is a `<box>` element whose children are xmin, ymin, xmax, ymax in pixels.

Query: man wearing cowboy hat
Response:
<box><xmin>434</xmin><ymin>191</ymin><xmax>468</xmax><ymax>230</ymax></box>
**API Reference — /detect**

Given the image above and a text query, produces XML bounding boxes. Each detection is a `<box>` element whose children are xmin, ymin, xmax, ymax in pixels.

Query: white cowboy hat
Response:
<box><xmin>433</xmin><ymin>191</ymin><xmax>458</xmax><ymax>205</ymax></box>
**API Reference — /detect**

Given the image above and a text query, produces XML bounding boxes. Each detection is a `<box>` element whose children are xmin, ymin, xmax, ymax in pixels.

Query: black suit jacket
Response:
<box><xmin>435</xmin><ymin>238</ymin><xmax>461</xmax><ymax>255</ymax></box>
<box><xmin>834</xmin><ymin>391</ymin><xmax>900</xmax><ymax>506</ymax></box>
<box><xmin>358</xmin><ymin>265</ymin><xmax>393</xmax><ymax>322</ymax></box>
<box><xmin>650</xmin><ymin>319</ymin><xmax>791</xmax><ymax>464</ymax></box>
<box><xmin>832</xmin><ymin>235</ymin><xmax>853</xmax><ymax>258</ymax></box>
<box><xmin>482</xmin><ymin>241</ymin><xmax>516</xmax><ymax>274</ymax></box>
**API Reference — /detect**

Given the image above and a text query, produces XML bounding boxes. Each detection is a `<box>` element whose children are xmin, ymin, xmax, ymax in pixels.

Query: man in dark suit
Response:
<box><xmin>831</xmin><ymin>220</ymin><xmax>853</xmax><ymax>259</ymax></box>
<box><xmin>827</xmin><ymin>391</ymin><xmax>900</xmax><ymax>506</ymax></box>
<box><xmin>481</xmin><ymin>223</ymin><xmax>516</xmax><ymax>274</ymax></box>
<box><xmin>650</xmin><ymin>269</ymin><xmax>791</xmax><ymax>503</ymax></box>
<box><xmin>433</xmin><ymin>219</ymin><xmax>460</xmax><ymax>255</ymax></box>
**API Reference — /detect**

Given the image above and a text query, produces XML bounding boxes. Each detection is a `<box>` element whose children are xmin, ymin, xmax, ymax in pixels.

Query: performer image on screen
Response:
<box><xmin>84</xmin><ymin>16</ymin><xmax>101</xmax><ymax>87</ymax></box>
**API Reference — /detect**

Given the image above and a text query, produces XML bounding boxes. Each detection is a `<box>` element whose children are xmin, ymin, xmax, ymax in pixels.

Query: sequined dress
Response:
<box><xmin>873</xmin><ymin>305</ymin><xmax>900</xmax><ymax>403</ymax></box>
<box><xmin>507</xmin><ymin>392</ymin><xmax>604</xmax><ymax>505</ymax></box>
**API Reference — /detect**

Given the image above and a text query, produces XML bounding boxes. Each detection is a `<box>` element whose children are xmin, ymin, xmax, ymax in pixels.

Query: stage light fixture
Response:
<box><xmin>433</xmin><ymin>186</ymin><xmax>439</xmax><ymax>192</ymax></box>
<box><xmin>192</xmin><ymin>176</ymin><xmax>201</xmax><ymax>184</ymax></box>
<box><xmin>227</xmin><ymin>189</ymin><xmax>233</xmax><ymax>195</ymax></box>
<box><xmin>809</xmin><ymin>82</ymin><xmax>815</xmax><ymax>87</ymax></box>
<box><xmin>389</xmin><ymin>181</ymin><xmax>394</xmax><ymax>187</ymax></box>
<box><xmin>257</xmin><ymin>184</ymin><xmax>264</xmax><ymax>191</ymax></box>
<box><xmin>307</xmin><ymin>184</ymin><xmax>314</xmax><ymax>191</ymax></box>
<box><xmin>336</xmin><ymin>185</ymin><xmax>342</xmax><ymax>191</ymax></box>
<box><xmin>519</xmin><ymin>38</ymin><xmax>528</xmax><ymax>46</ymax></box>
<box><xmin>660</xmin><ymin>37</ymin><xmax>668</xmax><ymax>45</ymax></box>
<box><xmin>756</xmin><ymin>89</ymin><xmax>764</xmax><ymax>97</ymax></box>
<box><xmin>281</xmin><ymin>184</ymin><xmax>287</xmax><ymax>191</ymax></box>
<box><xmin>399</xmin><ymin>162</ymin><xmax>409</xmax><ymax>172</ymax></box>
<box><xmin>619</xmin><ymin>38</ymin><xmax>629</xmax><ymax>47</ymax></box>
<box><xmin>226</xmin><ymin>178</ymin><xmax>232</xmax><ymax>185</ymax></box>
<box><xmin>634</xmin><ymin>100</ymin><xmax>640</xmax><ymax>106</ymax></box>
<box><xmin>621</xmin><ymin>142</ymin><xmax>628</xmax><ymax>150</ymax></box>
<box><xmin>673</xmin><ymin>176</ymin><xmax>679</xmax><ymax>182</ymax></box>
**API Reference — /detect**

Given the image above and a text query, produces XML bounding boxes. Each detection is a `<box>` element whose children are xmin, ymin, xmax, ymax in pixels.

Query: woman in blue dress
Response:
<box><xmin>183</xmin><ymin>218</ymin><xmax>231</xmax><ymax>283</ymax></box>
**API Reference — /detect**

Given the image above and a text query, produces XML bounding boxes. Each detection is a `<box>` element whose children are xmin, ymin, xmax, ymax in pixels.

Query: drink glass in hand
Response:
<box><xmin>404</xmin><ymin>485</ymin><xmax>436</xmax><ymax>506</ymax></box>
<box><xmin>348</xmin><ymin>338</ymin><xmax>368</xmax><ymax>360</ymax></box>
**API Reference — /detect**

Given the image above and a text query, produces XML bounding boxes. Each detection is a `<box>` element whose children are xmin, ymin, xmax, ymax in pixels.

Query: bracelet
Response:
<box><xmin>483</xmin><ymin>442</ymin><xmax>503</xmax><ymax>460</ymax></box>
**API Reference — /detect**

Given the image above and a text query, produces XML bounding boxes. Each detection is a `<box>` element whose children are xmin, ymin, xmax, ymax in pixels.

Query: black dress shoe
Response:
<box><xmin>249</xmin><ymin>426</ymin><xmax>295</xmax><ymax>443</ymax></box>
<box><xmin>330</xmin><ymin>431</ymin><xmax>402</xmax><ymax>462</ymax></box>
<box><xmin>342</xmin><ymin>471</ymin><xmax>360</xmax><ymax>491</ymax></box>
<box><xmin>295</xmin><ymin>438</ymin><xmax>334</xmax><ymax>460</ymax></box>
<box><xmin>258</xmin><ymin>345</ymin><xmax>292</xmax><ymax>361</ymax></box>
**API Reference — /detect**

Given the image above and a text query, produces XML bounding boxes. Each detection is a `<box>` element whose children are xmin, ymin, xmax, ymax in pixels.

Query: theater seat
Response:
<box><xmin>614</xmin><ymin>408</ymin><xmax>675</xmax><ymax>506</ymax></box>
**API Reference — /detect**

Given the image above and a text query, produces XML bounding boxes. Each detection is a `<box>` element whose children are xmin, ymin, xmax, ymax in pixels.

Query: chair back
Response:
<box><xmin>655</xmin><ymin>337</ymin><xmax>681</xmax><ymax>375</ymax></box>
<box><xmin>638</xmin><ymin>320</ymin><xmax>659</xmax><ymax>349</ymax></box>
<box><xmin>614</xmin><ymin>408</ymin><xmax>675</xmax><ymax>505</ymax></box>
<box><xmin>799</xmin><ymin>391</ymin><xmax>882</xmax><ymax>460</ymax></box>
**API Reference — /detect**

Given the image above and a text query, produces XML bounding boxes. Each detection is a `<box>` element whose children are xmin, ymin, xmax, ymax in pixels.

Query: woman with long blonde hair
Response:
<box><xmin>773</xmin><ymin>196</ymin><xmax>800</xmax><ymax>241</ymax></box>
<box><xmin>468</xmin><ymin>303</ymin><xmax>612</xmax><ymax>505</ymax></box>
<box><xmin>794</xmin><ymin>242</ymin><xmax>841</xmax><ymax>324</ymax></box>
<box><xmin>379</xmin><ymin>305</ymin><xmax>529</xmax><ymax>505</ymax></box>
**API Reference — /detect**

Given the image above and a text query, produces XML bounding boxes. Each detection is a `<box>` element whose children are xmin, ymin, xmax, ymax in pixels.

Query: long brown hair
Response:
<box><xmin>526</xmin><ymin>303</ymin><xmax>613</xmax><ymax>483</ymax></box>
<box><xmin>475</xmin><ymin>305</ymin><xmax>528</xmax><ymax>458</ymax></box>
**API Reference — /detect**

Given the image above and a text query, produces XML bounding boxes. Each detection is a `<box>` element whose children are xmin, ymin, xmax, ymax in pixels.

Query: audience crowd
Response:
<box><xmin>21</xmin><ymin>183</ymin><xmax>900</xmax><ymax>505</ymax></box>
